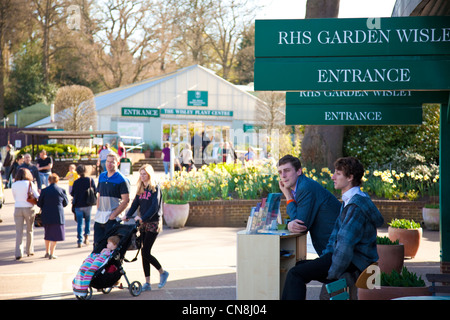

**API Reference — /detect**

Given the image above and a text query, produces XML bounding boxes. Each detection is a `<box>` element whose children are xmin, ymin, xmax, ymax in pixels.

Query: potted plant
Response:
<box><xmin>142</xmin><ymin>144</ymin><xmax>151</xmax><ymax>158</ymax></box>
<box><xmin>151</xmin><ymin>142</ymin><xmax>162</xmax><ymax>158</ymax></box>
<box><xmin>358</xmin><ymin>266</ymin><xmax>430</xmax><ymax>300</ymax></box>
<box><xmin>376</xmin><ymin>236</ymin><xmax>404</xmax><ymax>274</ymax></box>
<box><xmin>388</xmin><ymin>219</ymin><xmax>422</xmax><ymax>259</ymax></box>
<box><xmin>422</xmin><ymin>203</ymin><xmax>439</xmax><ymax>231</ymax></box>
<box><xmin>160</xmin><ymin>178</ymin><xmax>192</xmax><ymax>228</ymax></box>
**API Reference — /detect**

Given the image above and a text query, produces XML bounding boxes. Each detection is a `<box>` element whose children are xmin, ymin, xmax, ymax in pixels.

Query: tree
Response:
<box><xmin>207</xmin><ymin>0</ymin><xmax>255</xmax><ymax>81</ymax></box>
<box><xmin>301</xmin><ymin>0</ymin><xmax>341</xmax><ymax>169</ymax></box>
<box><xmin>53</xmin><ymin>85</ymin><xmax>97</xmax><ymax>134</ymax></box>
<box><xmin>0</xmin><ymin>0</ymin><xmax>32</xmax><ymax>117</ymax></box>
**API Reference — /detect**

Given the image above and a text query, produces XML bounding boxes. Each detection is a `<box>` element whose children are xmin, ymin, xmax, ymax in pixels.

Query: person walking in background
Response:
<box><xmin>118</xmin><ymin>141</ymin><xmax>127</xmax><ymax>159</ymax></box>
<box><xmin>179</xmin><ymin>143</ymin><xmax>193</xmax><ymax>172</ymax></box>
<box><xmin>18</xmin><ymin>154</ymin><xmax>41</xmax><ymax>192</ymax></box>
<box><xmin>12</xmin><ymin>168</ymin><xmax>40</xmax><ymax>260</ymax></box>
<box><xmin>36</xmin><ymin>149</ymin><xmax>53</xmax><ymax>188</ymax></box>
<box><xmin>162</xmin><ymin>142</ymin><xmax>171</xmax><ymax>175</ymax></box>
<box><xmin>37</xmin><ymin>173</ymin><xmax>68</xmax><ymax>259</ymax></box>
<box><xmin>8</xmin><ymin>154</ymin><xmax>23</xmax><ymax>186</ymax></box>
<box><xmin>65</xmin><ymin>164</ymin><xmax>79</xmax><ymax>194</ymax></box>
<box><xmin>2</xmin><ymin>144</ymin><xmax>14</xmax><ymax>188</ymax></box>
<box><xmin>97</xmin><ymin>144</ymin><xmax>112</xmax><ymax>173</ymax></box>
<box><xmin>124</xmin><ymin>164</ymin><xmax>168</xmax><ymax>291</ymax></box>
<box><xmin>71</xmin><ymin>165</ymin><xmax>96</xmax><ymax>248</ymax></box>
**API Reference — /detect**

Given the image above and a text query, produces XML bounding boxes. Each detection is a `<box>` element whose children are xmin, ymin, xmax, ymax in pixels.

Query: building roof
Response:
<box><xmin>27</xmin><ymin>65</ymin><xmax>256</xmax><ymax>128</ymax></box>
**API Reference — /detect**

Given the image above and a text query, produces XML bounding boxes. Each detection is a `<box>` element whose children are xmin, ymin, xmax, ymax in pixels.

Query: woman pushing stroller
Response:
<box><xmin>124</xmin><ymin>164</ymin><xmax>169</xmax><ymax>291</ymax></box>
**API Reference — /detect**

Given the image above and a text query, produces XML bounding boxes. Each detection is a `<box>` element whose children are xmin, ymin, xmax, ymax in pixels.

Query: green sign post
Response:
<box><xmin>255</xmin><ymin>16</ymin><xmax>450</xmax><ymax>266</ymax></box>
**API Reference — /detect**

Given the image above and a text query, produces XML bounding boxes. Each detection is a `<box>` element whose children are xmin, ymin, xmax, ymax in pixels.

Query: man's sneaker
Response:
<box><xmin>142</xmin><ymin>282</ymin><xmax>151</xmax><ymax>291</ymax></box>
<box><xmin>158</xmin><ymin>271</ymin><xmax>169</xmax><ymax>288</ymax></box>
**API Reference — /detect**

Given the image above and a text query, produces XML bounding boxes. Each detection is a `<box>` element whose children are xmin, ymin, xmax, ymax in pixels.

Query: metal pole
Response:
<box><xmin>440</xmin><ymin>98</ymin><xmax>450</xmax><ymax>267</ymax></box>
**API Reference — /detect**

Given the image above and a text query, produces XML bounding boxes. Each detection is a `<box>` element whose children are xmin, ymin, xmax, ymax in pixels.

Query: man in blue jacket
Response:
<box><xmin>278</xmin><ymin>155</ymin><xmax>340</xmax><ymax>256</ymax></box>
<box><xmin>282</xmin><ymin>156</ymin><xmax>384</xmax><ymax>300</ymax></box>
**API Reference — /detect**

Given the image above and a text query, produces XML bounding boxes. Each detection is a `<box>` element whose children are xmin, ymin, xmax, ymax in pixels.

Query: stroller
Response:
<box><xmin>74</xmin><ymin>222</ymin><xmax>142</xmax><ymax>300</ymax></box>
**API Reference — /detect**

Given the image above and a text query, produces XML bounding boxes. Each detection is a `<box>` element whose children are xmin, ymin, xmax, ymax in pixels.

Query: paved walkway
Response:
<box><xmin>0</xmin><ymin>171</ymin><xmax>443</xmax><ymax>300</ymax></box>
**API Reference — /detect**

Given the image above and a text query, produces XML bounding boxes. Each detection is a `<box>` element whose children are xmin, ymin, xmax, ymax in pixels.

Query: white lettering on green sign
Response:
<box><xmin>122</xmin><ymin>107</ymin><xmax>159</xmax><ymax>117</ymax></box>
<box><xmin>277</xmin><ymin>27</ymin><xmax>450</xmax><ymax>46</ymax></box>
<box><xmin>324</xmin><ymin>111</ymin><xmax>382</xmax><ymax>121</ymax></box>
<box><xmin>318</xmin><ymin>68</ymin><xmax>411</xmax><ymax>83</ymax></box>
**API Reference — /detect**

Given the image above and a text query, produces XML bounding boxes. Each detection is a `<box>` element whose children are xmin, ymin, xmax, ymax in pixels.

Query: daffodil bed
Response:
<box><xmin>160</xmin><ymin>160</ymin><xmax>439</xmax><ymax>203</ymax></box>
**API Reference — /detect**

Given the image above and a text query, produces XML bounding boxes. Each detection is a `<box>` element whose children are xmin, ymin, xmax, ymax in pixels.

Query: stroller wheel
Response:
<box><xmin>75</xmin><ymin>287</ymin><xmax>93</xmax><ymax>300</ymax></box>
<box><xmin>102</xmin><ymin>287</ymin><xmax>113</xmax><ymax>294</ymax></box>
<box><xmin>129</xmin><ymin>281</ymin><xmax>142</xmax><ymax>296</ymax></box>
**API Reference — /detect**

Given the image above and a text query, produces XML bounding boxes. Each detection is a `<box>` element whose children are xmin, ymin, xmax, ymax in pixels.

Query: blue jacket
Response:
<box><xmin>322</xmin><ymin>193</ymin><xmax>384</xmax><ymax>280</ymax></box>
<box><xmin>37</xmin><ymin>184</ymin><xmax>68</xmax><ymax>225</ymax></box>
<box><xmin>286</xmin><ymin>174</ymin><xmax>341</xmax><ymax>256</ymax></box>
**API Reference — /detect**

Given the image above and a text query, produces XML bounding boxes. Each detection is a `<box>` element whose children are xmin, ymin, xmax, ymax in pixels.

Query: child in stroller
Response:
<box><xmin>73</xmin><ymin>223</ymin><xmax>142</xmax><ymax>300</ymax></box>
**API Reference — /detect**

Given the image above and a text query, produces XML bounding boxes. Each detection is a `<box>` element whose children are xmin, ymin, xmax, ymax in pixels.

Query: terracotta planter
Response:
<box><xmin>388</xmin><ymin>227</ymin><xmax>422</xmax><ymax>259</ymax></box>
<box><xmin>422</xmin><ymin>208</ymin><xmax>440</xmax><ymax>231</ymax></box>
<box><xmin>153</xmin><ymin>150</ymin><xmax>162</xmax><ymax>158</ymax></box>
<box><xmin>163</xmin><ymin>203</ymin><xmax>189</xmax><ymax>228</ymax></box>
<box><xmin>377</xmin><ymin>244</ymin><xmax>404</xmax><ymax>274</ymax></box>
<box><xmin>358</xmin><ymin>286</ymin><xmax>430</xmax><ymax>300</ymax></box>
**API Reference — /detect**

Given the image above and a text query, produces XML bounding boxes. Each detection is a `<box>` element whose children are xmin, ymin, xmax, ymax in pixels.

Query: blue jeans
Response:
<box><xmin>75</xmin><ymin>207</ymin><xmax>92</xmax><ymax>244</ymax></box>
<box><xmin>163</xmin><ymin>161</ymin><xmax>170</xmax><ymax>174</ymax></box>
<box><xmin>39</xmin><ymin>172</ymin><xmax>51</xmax><ymax>188</ymax></box>
<box><xmin>94</xmin><ymin>219</ymin><xmax>119</xmax><ymax>248</ymax></box>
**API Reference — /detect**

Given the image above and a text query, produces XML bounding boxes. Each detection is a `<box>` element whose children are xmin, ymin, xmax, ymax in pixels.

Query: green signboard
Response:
<box><xmin>255</xmin><ymin>16</ymin><xmax>450</xmax><ymax>58</ymax></box>
<box><xmin>121</xmin><ymin>107</ymin><xmax>160</xmax><ymax>117</ymax></box>
<box><xmin>255</xmin><ymin>56</ymin><xmax>450</xmax><ymax>91</ymax></box>
<box><xmin>286</xmin><ymin>90</ymin><xmax>450</xmax><ymax>105</ymax></box>
<box><xmin>285</xmin><ymin>104</ymin><xmax>423</xmax><ymax>125</ymax></box>
<box><xmin>161</xmin><ymin>108</ymin><xmax>233</xmax><ymax>117</ymax></box>
<box><xmin>187</xmin><ymin>91</ymin><xmax>208</xmax><ymax>106</ymax></box>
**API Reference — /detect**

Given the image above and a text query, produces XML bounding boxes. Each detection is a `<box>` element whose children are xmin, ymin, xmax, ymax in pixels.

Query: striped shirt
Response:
<box><xmin>95</xmin><ymin>170</ymin><xmax>130</xmax><ymax>224</ymax></box>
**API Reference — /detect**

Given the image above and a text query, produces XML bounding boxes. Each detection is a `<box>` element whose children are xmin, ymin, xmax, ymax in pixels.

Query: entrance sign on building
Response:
<box><xmin>121</xmin><ymin>107</ymin><xmax>160</xmax><ymax>117</ymax></box>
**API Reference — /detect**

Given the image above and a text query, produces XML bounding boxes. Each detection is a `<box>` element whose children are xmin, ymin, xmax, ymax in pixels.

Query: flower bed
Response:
<box><xmin>160</xmin><ymin>161</ymin><xmax>435</xmax><ymax>227</ymax></box>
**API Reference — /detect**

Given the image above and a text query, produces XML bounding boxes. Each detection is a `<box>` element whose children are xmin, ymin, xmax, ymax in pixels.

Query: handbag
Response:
<box><xmin>85</xmin><ymin>178</ymin><xmax>97</xmax><ymax>206</ymax></box>
<box><xmin>27</xmin><ymin>182</ymin><xmax>38</xmax><ymax>205</ymax></box>
<box><xmin>34</xmin><ymin>210</ymin><xmax>43</xmax><ymax>227</ymax></box>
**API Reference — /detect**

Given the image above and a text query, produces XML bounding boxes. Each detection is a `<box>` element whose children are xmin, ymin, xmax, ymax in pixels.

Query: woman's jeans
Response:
<box><xmin>163</xmin><ymin>161</ymin><xmax>170</xmax><ymax>174</ymax></box>
<box><xmin>75</xmin><ymin>207</ymin><xmax>92</xmax><ymax>244</ymax></box>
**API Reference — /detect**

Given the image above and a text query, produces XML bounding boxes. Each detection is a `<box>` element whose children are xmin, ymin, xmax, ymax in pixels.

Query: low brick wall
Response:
<box><xmin>186</xmin><ymin>199</ymin><xmax>426</xmax><ymax>228</ymax></box>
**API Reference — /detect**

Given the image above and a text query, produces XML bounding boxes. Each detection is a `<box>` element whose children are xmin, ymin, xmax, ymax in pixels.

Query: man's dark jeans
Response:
<box><xmin>282</xmin><ymin>253</ymin><xmax>359</xmax><ymax>300</ymax></box>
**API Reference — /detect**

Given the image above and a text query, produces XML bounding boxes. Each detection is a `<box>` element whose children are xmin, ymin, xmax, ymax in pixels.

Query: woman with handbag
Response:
<box><xmin>71</xmin><ymin>165</ymin><xmax>97</xmax><ymax>248</ymax></box>
<box><xmin>124</xmin><ymin>164</ymin><xmax>168</xmax><ymax>291</ymax></box>
<box><xmin>37</xmin><ymin>173</ymin><xmax>68</xmax><ymax>259</ymax></box>
<box><xmin>11</xmin><ymin>168</ymin><xmax>40</xmax><ymax>260</ymax></box>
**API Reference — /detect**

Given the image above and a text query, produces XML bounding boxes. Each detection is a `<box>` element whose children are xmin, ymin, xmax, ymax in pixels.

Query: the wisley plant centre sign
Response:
<box><xmin>254</xmin><ymin>16</ymin><xmax>450</xmax><ymax>91</ymax></box>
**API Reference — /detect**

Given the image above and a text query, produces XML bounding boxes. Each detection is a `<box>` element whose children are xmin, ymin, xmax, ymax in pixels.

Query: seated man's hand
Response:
<box><xmin>288</xmin><ymin>219</ymin><xmax>307</xmax><ymax>233</ymax></box>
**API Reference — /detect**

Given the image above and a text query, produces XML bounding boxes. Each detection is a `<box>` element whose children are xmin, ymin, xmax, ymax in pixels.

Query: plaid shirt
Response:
<box><xmin>322</xmin><ymin>192</ymin><xmax>384</xmax><ymax>280</ymax></box>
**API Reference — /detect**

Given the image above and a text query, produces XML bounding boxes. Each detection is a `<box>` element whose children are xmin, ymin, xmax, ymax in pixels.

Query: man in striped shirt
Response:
<box><xmin>94</xmin><ymin>153</ymin><xmax>130</xmax><ymax>247</ymax></box>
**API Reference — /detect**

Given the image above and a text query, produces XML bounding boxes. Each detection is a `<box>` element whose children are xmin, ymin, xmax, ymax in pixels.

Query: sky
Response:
<box><xmin>255</xmin><ymin>0</ymin><xmax>397</xmax><ymax>19</ymax></box>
